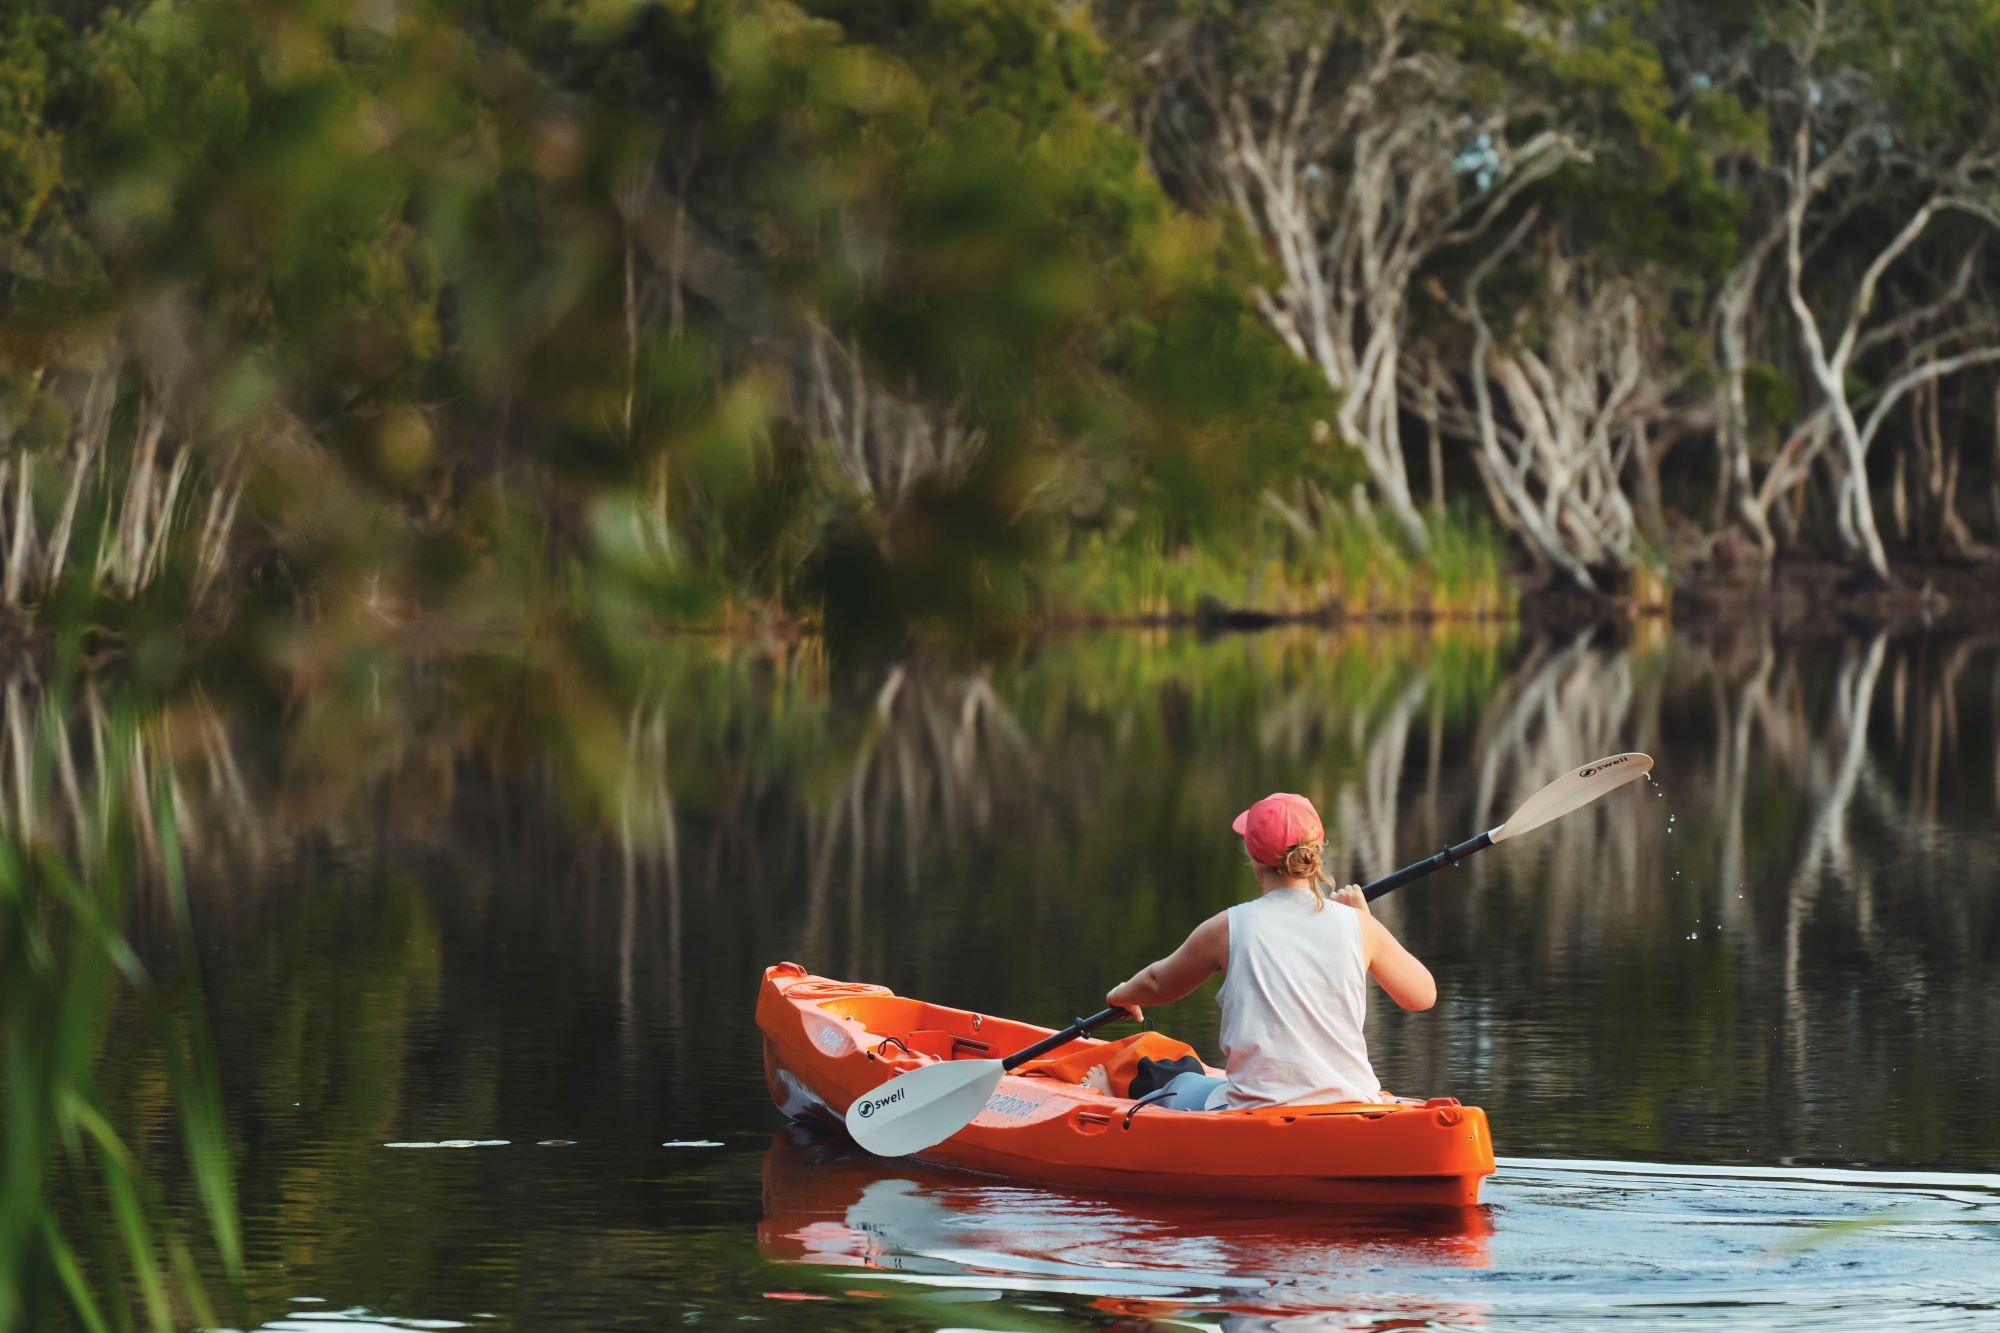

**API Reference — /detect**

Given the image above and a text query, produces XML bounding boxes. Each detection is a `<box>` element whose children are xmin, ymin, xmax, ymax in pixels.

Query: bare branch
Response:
<box><xmin>1858</xmin><ymin>346</ymin><xmax>2000</xmax><ymax>451</ymax></box>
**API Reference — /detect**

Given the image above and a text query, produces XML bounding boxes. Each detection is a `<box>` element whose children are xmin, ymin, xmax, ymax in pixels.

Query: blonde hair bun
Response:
<box><xmin>1281</xmin><ymin>841</ymin><xmax>1323</xmax><ymax>880</ymax></box>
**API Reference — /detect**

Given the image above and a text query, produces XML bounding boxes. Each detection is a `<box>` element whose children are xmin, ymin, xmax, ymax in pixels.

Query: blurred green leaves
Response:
<box><xmin>0</xmin><ymin>0</ymin><xmax>1342</xmax><ymax>664</ymax></box>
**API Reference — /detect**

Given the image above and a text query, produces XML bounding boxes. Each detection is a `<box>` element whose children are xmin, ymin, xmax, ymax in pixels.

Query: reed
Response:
<box><xmin>0</xmin><ymin>680</ymin><xmax>241</xmax><ymax>1332</ymax></box>
<box><xmin>0</xmin><ymin>359</ymin><xmax>251</xmax><ymax>616</ymax></box>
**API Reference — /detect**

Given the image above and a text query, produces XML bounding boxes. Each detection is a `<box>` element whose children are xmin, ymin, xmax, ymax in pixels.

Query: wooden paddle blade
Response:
<box><xmin>1491</xmin><ymin>752</ymin><xmax>1653</xmax><ymax>843</ymax></box>
<box><xmin>844</xmin><ymin>1058</ymin><xmax>1005</xmax><ymax>1157</ymax></box>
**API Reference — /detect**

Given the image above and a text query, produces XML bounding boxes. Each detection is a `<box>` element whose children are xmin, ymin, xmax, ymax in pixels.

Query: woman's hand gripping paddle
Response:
<box><xmin>845</xmin><ymin>751</ymin><xmax>1653</xmax><ymax>1157</ymax></box>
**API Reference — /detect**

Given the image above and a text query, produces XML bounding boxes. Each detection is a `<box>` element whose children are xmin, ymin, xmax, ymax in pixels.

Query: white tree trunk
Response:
<box><xmin>1425</xmin><ymin>222</ymin><xmax>1664</xmax><ymax>591</ymax></box>
<box><xmin>1156</xmin><ymin>4</ymin><xmax>1578</xmax><ymax>549</ymax></box>
<box><xmin>1712</xmin><ymin>230</ymin><xmax>1781</xmax><ymax>554</ymax></box>
<box><xmin>1781</xmin><ymin>119</ymin><xmax>1914</xmax><ymax>579</ymax></box>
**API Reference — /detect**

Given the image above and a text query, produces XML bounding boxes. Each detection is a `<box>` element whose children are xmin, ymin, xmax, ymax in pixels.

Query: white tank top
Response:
<box><xmin>1217</xmin><ymin>889</ymin><xmax>1383</xmax><ymax>1108</ymax></box>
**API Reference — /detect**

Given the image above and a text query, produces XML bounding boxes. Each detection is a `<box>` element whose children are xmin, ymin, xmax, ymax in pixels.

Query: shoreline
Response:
<box><xmin>1041</xmin><ymin>554</ymin><xmax>2000</xmax><ymax>636</ymax></box>
<box><xmin>3</xmin><ymin>557</ymin><xmax>1994</xmax><ymax>660</ymax></box>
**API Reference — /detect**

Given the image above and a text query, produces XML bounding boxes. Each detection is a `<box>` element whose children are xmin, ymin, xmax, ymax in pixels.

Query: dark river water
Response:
<box><xmin>67</xmin><ymin>622</ymin><xmax>2000</xmax><ymax>1329</ymax></box>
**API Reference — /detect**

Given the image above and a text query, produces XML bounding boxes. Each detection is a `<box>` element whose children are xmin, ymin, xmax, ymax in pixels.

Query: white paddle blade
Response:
<box><xmin>1492</xmin><ymin>752</ymin><xmax>1653</xmax><ymax>843</ymax></box>
<box><xmin>844</xmin><ymin>1058</ymin><xmax>1005</xmax><ymax>1157</ymax></box>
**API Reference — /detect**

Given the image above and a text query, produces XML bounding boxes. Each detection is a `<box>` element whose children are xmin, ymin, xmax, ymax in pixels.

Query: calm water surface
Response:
<box><xmin>69</xmin><ymin>623</ymin><xmax>2000</xmax><ymax>1328</ymax></box>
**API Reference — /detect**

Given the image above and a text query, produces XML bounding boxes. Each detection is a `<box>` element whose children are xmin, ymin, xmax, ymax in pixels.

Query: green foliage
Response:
<box><xmin>1046</xmin><ymin>498</ymin><xmax>1512</xmax><ymax>622</ymax></box>
<box><xmin>1872</xmin><ymin>0</ymin><xmax>2000</xmax><ymax>156</ymax></box>
<box><xmin>1536</xmin><ymin>12</ymin><xmax>1742</xmax><ymax>275</ymax></box>
<box><xmin>1740</xmin><ymin>360</ymin><xmax>1797</xmax><ymax>447</ymax></box>
<box><xmin>0</xmin><ymin>0</ymin><xmax>1364</xmax><ymax>651</ymax></box>
<box><xmin>0</xmin><ymin>2</ymin><xmax>67</xmax><ymax>241</ymax></box>
<box><xmin>0</xmin><ymin>0</ymin><xmax>101</xmax><ymax>345</ymax></box>
<box><xmin>0</xmin><ymin>691</ymin><xmax>242</xmax><ymax>1332</ymax></box>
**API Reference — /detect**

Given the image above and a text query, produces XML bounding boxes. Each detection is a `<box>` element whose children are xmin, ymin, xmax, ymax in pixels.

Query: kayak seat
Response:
<box><xmin>1013</xmin><ymin>1031</ymin><xmax>1216</xmax><ymax>1098</ymax></box>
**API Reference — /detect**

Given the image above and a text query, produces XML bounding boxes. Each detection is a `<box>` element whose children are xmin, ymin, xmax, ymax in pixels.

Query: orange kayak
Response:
<box><xmin>757</xmin><ymin>962</ymin><xmax>1496</xmax><ymax>1206</ymax></box>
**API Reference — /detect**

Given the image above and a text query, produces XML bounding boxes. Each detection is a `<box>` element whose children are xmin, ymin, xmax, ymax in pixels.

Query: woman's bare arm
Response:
<box><xmin>1106</xmin><ymin>911</ymin><xmax>1229</xmax><ymax>1021</ymax></box>
<box><xmin>1331</xmin><ymin>884</ymin><xmax>1437</xmax><ymax>1011</ymax></box>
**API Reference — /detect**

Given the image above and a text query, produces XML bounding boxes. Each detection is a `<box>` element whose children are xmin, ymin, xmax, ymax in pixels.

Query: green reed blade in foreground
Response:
<box><xmin>0</xmin><ymin>694</ymin><xmax>242</xmax><ymax>1333</ymax></box>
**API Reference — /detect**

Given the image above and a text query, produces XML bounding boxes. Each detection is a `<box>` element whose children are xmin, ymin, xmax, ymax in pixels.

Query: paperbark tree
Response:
<box><xmin>1668</xmin><ymin>0</ymin><xmax>2000</xmax><ymax>575</ymax></box>
<box><xmin>1415</xmin><ymin>217</ymin><xmax>1674</xmax><ymax>591</ymax></box>
<box><xmin>1124</xmin><ymin>0</ymin><xmax>1579</xmax><ymax>547</ymax></box>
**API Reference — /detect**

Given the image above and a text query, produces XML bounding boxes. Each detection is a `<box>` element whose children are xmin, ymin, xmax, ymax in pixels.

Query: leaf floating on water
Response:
<box><xmin>1767</xmin><ymin>1206</ymin><xmax>1921</xmax><ymax>1255</ymax></box>
<box><xmin>383</xmin><ymin>1139</ymin><xmax>511</xmax><ymax>1149</ymax></box>
<box><xmin>663</xmin><ymin>1139</ymin><xmax>724</xmax><ymax>1148</ymax></box>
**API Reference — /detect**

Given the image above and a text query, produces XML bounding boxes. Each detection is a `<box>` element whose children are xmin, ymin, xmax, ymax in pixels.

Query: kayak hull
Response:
<box><xmin>756</xmin><ymin>962</ymin><xmax>1496</xmax><ymax>1207</ymax></box>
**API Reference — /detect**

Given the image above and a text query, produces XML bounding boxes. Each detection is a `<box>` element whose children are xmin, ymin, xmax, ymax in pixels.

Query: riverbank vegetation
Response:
<box><xmin>5</xmin><ymin>0</ymin><xmax>2000</xmax><ymax>658</ymax></box>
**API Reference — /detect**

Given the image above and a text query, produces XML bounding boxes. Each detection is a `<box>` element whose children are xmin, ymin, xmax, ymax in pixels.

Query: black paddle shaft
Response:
<box><xmin>1360</xmin><ymin>829</ymin><xmax>1493</xmax><ymax>901</ymax></box>
<box><xmin>1007</xmin><ymin>826</ymin><xmax>1501</xmax><ymax>1067</ymax></box>
<box><xmin>1000</xmin><ymin>1008</ymin><xmax>1124</xmax><ymax>1071</ymax></box>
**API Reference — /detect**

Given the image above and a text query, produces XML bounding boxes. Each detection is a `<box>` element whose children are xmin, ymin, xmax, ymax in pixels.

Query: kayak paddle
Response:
<box><xmin>844</xmin><ymin>750</ymin><xmax>1653</xmax><ymax>1157</ymax></box>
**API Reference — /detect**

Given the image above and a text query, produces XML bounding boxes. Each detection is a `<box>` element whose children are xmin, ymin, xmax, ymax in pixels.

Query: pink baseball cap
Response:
<box><xmin>1231</xmin><ymin>793</ymin><xmax>1324</xmax><ymax>867</ymax></box>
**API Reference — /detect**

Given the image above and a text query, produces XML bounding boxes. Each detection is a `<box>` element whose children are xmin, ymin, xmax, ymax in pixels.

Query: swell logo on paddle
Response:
<box><xmin>1576</xmin><ymin>755</ymin><xmax>1631</xmax><ymax>780</ymax></box>
<box><xmin>855</xmin><ymin>1087</ymin><xmax>905</xmax><ymax>1119</ymax></box>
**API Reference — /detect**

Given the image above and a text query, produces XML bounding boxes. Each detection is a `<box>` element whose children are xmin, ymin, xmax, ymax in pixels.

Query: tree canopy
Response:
<box><xmin>2</xmin><ymin>0</ymin><xmax>1998</xmax><ymax>654</ymax></box>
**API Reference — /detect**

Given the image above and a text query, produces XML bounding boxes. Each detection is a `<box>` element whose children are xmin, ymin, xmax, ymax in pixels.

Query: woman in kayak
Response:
<box><xmin>1105</xmin><ymin>791</ymin><xmax>1435</xmax><ymax>1111</ymax></box>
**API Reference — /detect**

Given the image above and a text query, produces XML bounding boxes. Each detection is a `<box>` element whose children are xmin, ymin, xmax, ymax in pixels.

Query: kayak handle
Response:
<box><xmin>999</xmin><ymin>1007</ymin><xmax>1123</xmax><ymax>1071</ymax></box>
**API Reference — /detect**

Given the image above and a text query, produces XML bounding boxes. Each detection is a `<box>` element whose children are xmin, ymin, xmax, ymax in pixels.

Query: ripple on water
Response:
<box><xmin>245</xmin><ymin>1309</ymin><xmax>475</xmax><ymax>1331</ymax></box>
<box><xmin>754</xmin><ymin>1131</ymin><xmax>2000</xmax><ymax>1330</ymax></box>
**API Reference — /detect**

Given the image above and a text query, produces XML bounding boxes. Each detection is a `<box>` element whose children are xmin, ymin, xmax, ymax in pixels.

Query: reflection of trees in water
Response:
<box><xmin>6</xmin><ymin>626</ymin><xmax>1998</xmax><ymax>1165</ymax></box>
<box><xmin>601</xmin><ymin>661</ymin><xmax>1036</xmax><ymax>1070</ymax></box>
<box><xmin>791</xmin><ymin>667</ymin><xmax>1036</xmax><ymax>964</ymax></box>
<box><xmin>5</xmin><ymin>631</ymin><xmax>1992</xmax><ymax>934</ymax></box>
<box><xmin>1780</xmin><ymin>633</ymin><xmax>1887</xmax><ymax>1105</ymax></box>
<box><xmin>0</xmin><ymin>669</ymin><xmax>265</xmax><ymax>891</ymax></box>
<box><xmin>1464</xmin><ymin>632</ymin><xmax>1656</xmax><ymax>930</ymax></box>
<box><xmin>1433</xmin><ymin>625</ymin><xmax>1998</xmax><ymax>1160</ymax></box>
<box><xmin>5</xmin><ymin>630</ymin><xmax>1992</xmax><ymax>956</ymax></box>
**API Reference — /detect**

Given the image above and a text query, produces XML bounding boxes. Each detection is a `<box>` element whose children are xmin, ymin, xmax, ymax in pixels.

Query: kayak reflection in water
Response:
<box><xmin>1106</xmin><ymin>793</ymin><xmax>1438</xmax><ymax>1112</ymax></box>
<box><xmin>758</xmin><ymin>1126</ymin><xmax>1493</xmax><ymax>1327</ymax></box>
